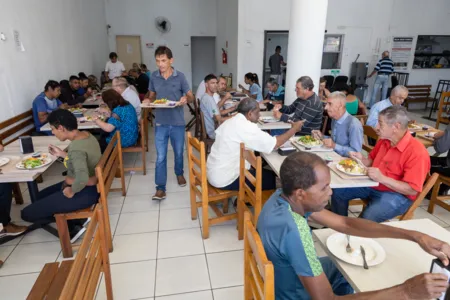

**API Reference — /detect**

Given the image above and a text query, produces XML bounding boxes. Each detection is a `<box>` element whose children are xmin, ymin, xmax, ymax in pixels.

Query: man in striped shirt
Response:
<box><xmin>273</xmin><ymin>76</ymin><xmax>323</xmax><ymax>136</ymax></box>
<box><xmin>368</xmin><ymin>51</ymin><xmax>394</xmax><ymax>108</ymax></box>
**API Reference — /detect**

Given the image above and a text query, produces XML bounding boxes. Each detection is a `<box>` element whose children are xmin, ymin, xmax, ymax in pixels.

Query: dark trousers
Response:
<box><xmin>221</xmin><ymin>168</ymin><xmax>276</xmax><ymax>191</ymax></box>
<box><xmin>21</xmin><ymin>182</ymin><xmax>99</xmax><ymax>231</ymax></box>
<box><xmin>430</xmin><ymin>156</ymin><xmax>450</xmax><ymax>177</ymax></box>
<box><xmin>0</xmin><ymin>183</ymin><xmax>12</xmax><ymax>226</ymax></box>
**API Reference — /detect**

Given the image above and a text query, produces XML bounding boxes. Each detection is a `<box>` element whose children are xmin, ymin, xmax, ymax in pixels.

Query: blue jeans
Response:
<box><xmin>369</xmin><ymin>74</ymin><xmax>389</xmax><ymax>107</ymax></box>
<box><xmin>297</xmin><ymin>257</ymin><xmax>353</xmax><ymax>299</ymax></box>
<box><xmin>155</xmin><ymin>124</ymin><xmax>185</xmax><ymax>192</ymax></box>
<box><xmin>331</xmin><ymin>187</ymin><xmax>412</xmax><ymax>222</ymax></box>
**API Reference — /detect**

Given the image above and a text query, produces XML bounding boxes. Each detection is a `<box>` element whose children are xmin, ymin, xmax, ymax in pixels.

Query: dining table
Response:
<box><xmin>313</xmin><ymin>219</ymin><xmax>450</xmax><ymax>293</ymax></box>
<box><xmin>40</xmin><ymin>108</ymin><xmax>101</xmax><ymax>132</ymax></box>
<box><xmin>408</xmin><ymin>123</ymin><xmax>443</xmax><ymax>148</ymax></box>
<box><xmin>257</xmin><ymin>111</ymin><xmax>292</xmax><ymax>131</ymax></box>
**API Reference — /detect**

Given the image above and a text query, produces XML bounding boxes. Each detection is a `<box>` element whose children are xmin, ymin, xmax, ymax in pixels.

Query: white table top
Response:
<box><xmin>0</xmin><ymin>137</ymin><xmax>70</xmax><ymax>183</ymax></box>
<box><xmin>82</xmin><ymin>95</ymin><xmax>103</xmax><ymax>107</ymax></box>
<box><xmin>257</xmin><ymin>111</ymin><xmax>292</xmax><ymax>130</ymax></box>
<box><xmin>261</xmin><ymin>150</ymin><xmax>378</xmax><ymax>189</ymax></box>
<box><xmin>40</xmin><ymin>109</ymin><xmax>100</xmax><ymax>131</ymax></box>
<box><xmin>313</xmin><ymin>219</ymin><xmax>450</xmax><ymax>293</ymax></box>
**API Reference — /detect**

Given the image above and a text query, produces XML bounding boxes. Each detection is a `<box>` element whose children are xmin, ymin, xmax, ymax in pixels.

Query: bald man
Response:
<box><xmin>312</xmin><ymin>92</ymin><xmax>363</xmax><ymax>157</ymax></box>
<box><xmin>368</xmin><ymin>50</ymin><xmax>394</xmax><ymax>108</ymax></box>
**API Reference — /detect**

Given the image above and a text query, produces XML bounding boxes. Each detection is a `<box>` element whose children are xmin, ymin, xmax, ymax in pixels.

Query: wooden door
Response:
<box><xmin>116</xmin><ymin>35</ymin><xmax>142</xmax><ymax>71</ymax></box>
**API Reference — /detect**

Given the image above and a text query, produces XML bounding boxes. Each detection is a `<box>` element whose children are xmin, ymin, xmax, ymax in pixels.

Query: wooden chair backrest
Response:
<box><xmin>321</xmin><ymin>115</ymin><xmax>329</xmax><ymax>135</ymax></box>
<box><xmin>194</xmin><ymin>98</ymin><xmax>201</xmax><ymax>139</ymax></box>
<box><xmin>59</xmin><ymin>205</ymin><xmax>113</xmax><ymax>299</ymax></box>
<box><xmin>244</xmin><ymin>211</ymin><xmax>274</xmax><ymax>300</ymax></box>
<box><xmin>186</xmin><ymin>132</ymin><xmax>208</xmax><ymax>195</ymax></box>
<box><xmin>354</xmin><ymin>115</ymin><xmax>368</xmax><ymax>126</ymax></box>
<box><xmin>436</xmin><ymin>91</ymin><xmax>450</xmax><ymax>128</ymax></box>
<box><xmin>0</xmin><ymin>110</ymin><xmax>35</xmax><ymax>146</ymax></box>
<box><xmin>199</xmin><ymin>110</ymin><xmax>209</xmax><ymax>141</ymax></box>
<box><xmin>400</xmin><ymin>173</ymin><xmax>439</xmax><ymax>220</ymax></box>
<box><xmin>362</xmin><ymin>125</ymin><xmax>378</xmax><ymax>152</ymax></box>
<box><xmin>239</xmin><ymin>143</ymin><xmax>263</xmax><ymax>224</ymax></box>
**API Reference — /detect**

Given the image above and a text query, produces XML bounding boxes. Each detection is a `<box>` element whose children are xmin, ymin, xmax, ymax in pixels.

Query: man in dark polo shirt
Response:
<box><xmin>268</xmin><ymin>45</ymin><xmax>286</xmax><ymax>86</ymax></box>
<box><xmin>143</xmin><ymin>46</ymin><xmax>194</xmax><ymax>200</ymax></box>
<box><xmin>59</xmin><ymin>75</ymin><xmax>91</xmax><ymax>106</ymax></box>
<box><xmin>257</xmin><ymin>151</ymin><xmax>450</xmax><ymax>300</ymax></box>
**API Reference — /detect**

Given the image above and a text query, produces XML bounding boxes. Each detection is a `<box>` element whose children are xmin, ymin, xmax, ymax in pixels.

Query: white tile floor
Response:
<box><xmin>1</xmin><ymin>108</ymin><xmax>450</xmax><ymax>299</ymax></box>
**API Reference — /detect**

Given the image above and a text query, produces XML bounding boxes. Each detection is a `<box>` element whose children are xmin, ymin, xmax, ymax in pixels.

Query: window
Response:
<box><xmin>321</xmin><ymin>35</ymin><xmax>343</xmax><ymax>69</ymax></box>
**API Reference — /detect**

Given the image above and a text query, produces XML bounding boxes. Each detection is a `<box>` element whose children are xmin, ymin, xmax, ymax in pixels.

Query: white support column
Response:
<box><xmin>285</xmin><ymin>0</ymin><xmax>328</xmax><ymax>104</ymax></box>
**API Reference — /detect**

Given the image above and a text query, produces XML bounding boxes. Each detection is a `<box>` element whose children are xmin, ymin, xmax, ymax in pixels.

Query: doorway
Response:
<box><xmin>263</xmin><ymin>31</ymin><xmax>289</xmax><ymax>94</ymax></box>
<box><xmin>191</xmin><ymin>36</ymin><xmax>216</xmax><ymax>92</ymax></box>
<box><xmin>116</xmin><ymin>35</ymin><xmax>143</xmax><ymax>70</ymax></box>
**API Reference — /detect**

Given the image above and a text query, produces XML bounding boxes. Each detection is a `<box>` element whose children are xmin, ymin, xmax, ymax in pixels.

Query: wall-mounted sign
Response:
<box><xmin>392</xmin><ymin>37</ymin><xmax>413</xmax><ymax>71</ymax></box>
<box><xmin>146</xmin><ymin>43</ymin><xmax>154</xmax><ymax>48</ymax></box>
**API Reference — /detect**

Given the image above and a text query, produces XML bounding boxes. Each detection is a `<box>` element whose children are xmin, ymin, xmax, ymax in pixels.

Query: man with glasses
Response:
<box><xmin>366</xmin><ymin>85</ymin><xmax>409</xmax><ymax>128</ymax></box>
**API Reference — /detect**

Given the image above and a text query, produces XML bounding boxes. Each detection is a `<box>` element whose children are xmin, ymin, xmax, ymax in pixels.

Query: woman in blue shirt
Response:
<box><xmin>239</xmin><ymin>73</ymin><xmax>263</xmax><ymax>102</ymax></box>
<box><xmin>95</xmin><ymin>89</ymin><xmax>139</xmax><ymax>152</ymax></box>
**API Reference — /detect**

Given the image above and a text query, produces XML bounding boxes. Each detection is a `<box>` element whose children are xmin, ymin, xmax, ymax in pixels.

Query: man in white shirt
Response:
<box><xmin>207</xmin><ymin>98</ymin><xmax>304</xmax><ymax>190</ymax></box>
<box><xmin>367</xmin><ymin>85</ymin><xmax>408</xmax><ymax>127</ymax></box>
<box><xmin>112</xmin><ymin>77</ymin><xmax>141</xmax><ymax>120</ymax></box>
<box><xmin>105</xmin><ymin>52</ymin><xmax>126</xmax><ymax>81</ymax></box>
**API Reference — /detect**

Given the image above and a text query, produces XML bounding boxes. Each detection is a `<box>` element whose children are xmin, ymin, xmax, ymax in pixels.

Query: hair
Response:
<box><xmin>109</xmin><ymin>52</ymin><xmax>118</xmax><ymax>59</ymax></box>
<box><xmin>245</xmin><ymin>73</ymin><xmax>260</xmax><ymax>85</ymax></box>
<box><xmin>204</xmin><ymin>74</ymin><xmax>217</xmax><ymax>83</ymax></box>
<box><xmin>78</xmin><ymin>72</ymin><xmax>87</xmax><ymax>79</ymax></box>
<box><xmin>44</xmin><ymin>80</ymin><xmax>60</xmax><ymax>91</ymax></box>
<box><xmin>391</xmin><ymin>85</ymin><xmax>408</xmax><ymax>96</ymax></box>
<box><xmin>275</xmin><ymin>45</ymin><xmax>281</xmax><ymax>51</ymax></box>
<box><xmin>129</xmin><ymin>68</ymin><xmax>141</xmax><ymax>74</ymax></box>
<box><xmin>333</xmin><ymin>82</ymin><xmax>354</xmax><ymax>95</ymax></box>
<box><xmin>47</xmin><ymin>109</ymin><xmax>78</xmax><ymax>131</ymax></box>
<box><xmin>218</xmin><ymin>76</ymin><xmax>227</xmax><ymax>82</ymax></box>
<box><xmin>237</xmin><ymin>98</ymin><xmax>259</xmax><ymax>115</ymax></box>
<box><xmin>327</xmin><ymin>91</ymin><xmax>347</xmax><ymax>105</ymax></box>
<box><xmin>140</xmin><ymin>63</ymin><xmax>148</xmax><ymax>70</ymax></box>
<box><xmin>112</xmin><ymin>77</ymin><xmax>129</xmax><ymax>89</ymax></box>
<box><xmin>280</xmin><ymin>152</ymin><xmax>326</xmax><ymax>196</ymax></box>
<box><xmin>101</xmin><ymin>89</ymin><xmax>130</xmax><ymax>110</ymax></box>
<box><xmin>266</xmin><ymin>78</ymin><xmax>279</xmax><ymax>87</ymax></box>
<box><xmin>79</xmin><ymin>77</ymin><xmax>88</xmax><ymax>82</ymax></box>
<box><xmin>319</xmin><ymin>77</ymin><xmax>327</xmax><ymax>84</ymax></box>
<box><xmin>296</xmin><ymin>76</ymin><xmax>314</xmax><ymax>91</ymax></box>
<box><xmin>88</xmin><ymin>74</ymin><xmax>97</xmax><ymax>82</ymax></box>
<box><xmin>69</xmin><ymin>75</ymin><xmax>79</xmax><ymax>82</ymax></box>
<box><xmin>155</xmin><ymin>46</ymin><xmax>173</xmax><ymax>59</ymax></box>
<box><xmin>379</xmin><ymin>106</ymin><xmax>410</xmax><ymax>130</ymax></box>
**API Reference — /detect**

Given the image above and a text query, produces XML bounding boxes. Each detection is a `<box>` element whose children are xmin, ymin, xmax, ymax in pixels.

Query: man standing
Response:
<box><xmin>368</xmin><ymin>51</ymin><xmax>394</xmax><ymax>108</ymax></box>
<box><xmin>312</xmin><ymin>92</ymin><xmax>363</xmax><ymax>157</ymax></box>
<box><xmin>272</xmin><ymin>76</ymin><xmax>323</xmax><ymax>136</ymax></box>
<box><xmin>59</xmin><ymin>76</ymin><xmax>90</xmax><ymax>106</ymax></box>
<box><xmin>143</xmin><ymin>46</ymin><xmax>194</xmax><ymax>200</ymax></box>
<box><xmin>105</xmin><ymin>52</ymin><xmax>126</xmax><ymax>82</ymax></box>
<box><xmin>268</xmin><ymin>46</ymin><xmax>286</xmax><ymax>86</ymax></box>
<box><xmin>367</xmin><ymin>85</ymin><xmax>408</xmax><ymax>127</ymax></box>
<box><xmin>111</xmin><ymin>77</ymin><xmax>141</xmax><ymax>120</ymax></box>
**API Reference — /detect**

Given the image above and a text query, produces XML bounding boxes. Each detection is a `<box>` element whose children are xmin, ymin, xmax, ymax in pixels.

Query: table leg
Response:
<box><xmin>27</xmin><ymin>181</ymin><xmax>39</xmax><ymax>203</ymax></box>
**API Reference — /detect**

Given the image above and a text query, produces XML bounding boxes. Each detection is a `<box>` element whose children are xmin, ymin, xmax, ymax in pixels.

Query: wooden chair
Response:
<box><xmin>194</xmin><ymin>98</ymin><xmax>202</xmax><ymax>139</ymax></box>
<box><xmin>55</xmin><ymin>131</ymin><xmax>126</xmax><ymax>258</ymax></box>
<box><xmin>27</xmin><ymin>205</ymin><xmax>113</xmax><ymax>300</ymax></box>
<box><xmin>237</xmin><ymin>143</ymin><xmax>275</xmax><ymax>240</ymax></box>
<box><xmin>435</xmin><ymin>91</ymin><xmax>450</xmax><ymax>129</ymax></box>
<box><xmin>429</xmin><ymin>173</ymin><xmax>450</xmax><ymax>214</ymax></box>
<box><xmin>404</xmin><ymin>85</ymin><xmax>433</xmax><ymax>110</ymax></box>
<box><xmin>123</xmin><ymin>119</ymin><xmax>147</xmax><ymax>175</ymax></box>
<box><xmin>354</xmin><ymin>115</ymin><xmax>368</xmax><ymax>126</ymax></box>
<box><xmin>244</xmin><ymin>211</ymin><xmax>274</xmax><ymax>300</ymax></box>
<box><xmin>198</xmin><ymin>110</ymin><xmax>215</xmax><ymax>154</ymax></box>
<box><xmin>362</xmin><ymin>125</ymin><xmax>378</xmax><ymax>152</ymax></box>
<box><xmin>186</xmin><ymin>132</ymin><xmax>238</xmax><ymax>239</ymax></box>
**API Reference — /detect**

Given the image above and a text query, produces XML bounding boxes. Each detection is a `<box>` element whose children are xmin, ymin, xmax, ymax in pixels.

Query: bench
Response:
<box><xmin>404</xmin><ymin>85</ymin><xmax>433</xmax><ymax>110</ymax></box>
<box><xmin>27</xmin><ymin>205</ymin><xmax>113</xmax><ymax>300</ymax></box>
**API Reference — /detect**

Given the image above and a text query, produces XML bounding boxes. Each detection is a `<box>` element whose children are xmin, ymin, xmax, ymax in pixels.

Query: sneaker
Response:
<box><xmin>177</xmin><ymin>175</ymin><xmax>187</xmax><ymax>187</ymax></box>
<box><xmin>69</xmin><ymin>225</ymin><xmax>86</xmax><ymax>244</ymax></box>
<box><xmin>3</xmin><ymin>223</ymin><xmax>28</xmax><ymax>236</ymax></box>
<box><xmin>152</xmin><ymin>190</ymin><xmax>166</xmax><ymax>200</ymax></box>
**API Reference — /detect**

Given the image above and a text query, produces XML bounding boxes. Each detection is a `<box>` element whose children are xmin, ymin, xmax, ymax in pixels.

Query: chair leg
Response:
<box><xmin>12</xmin><ymin>183</ymin><xmax>24</xmax><ymax>205</ymax></box>
<box><xmin>190</xmin><ymin>187</ymin><xmax>198</xmax><ymax>220</ymax></box>
<box><xmin>428</xmin><ymin>181</ymin><xmax>440</xmax><ymax>214</ymax></box>
<box><xmin>201</xmin><ymin>202</ymin><xmax>209</xmax><ymax>239</ymax></box>
<box><xmin>142</xmin><ymin>149</ymin><xmax>146</xmax><ymax>175</ymax></box>
<box><xmin>238</xmin><ymin>197</ymin><xmax>245</xmax><ymax>240</ymax></box>
<box><xmin>222</xmin><ymin>198</ymin><xmax>229</xmax><ymax>214</ymax></box>
<box><xmin>55</xmin><ymin>215</ymin><xmax>73</xmax><ymax>258</ymax></box>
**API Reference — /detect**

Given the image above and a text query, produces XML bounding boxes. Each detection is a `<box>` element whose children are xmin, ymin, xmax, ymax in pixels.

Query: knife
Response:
<box><xmin>360</xmin><ymin>246</ymin><xmax>369</xmax><ymax>269</ymax></box>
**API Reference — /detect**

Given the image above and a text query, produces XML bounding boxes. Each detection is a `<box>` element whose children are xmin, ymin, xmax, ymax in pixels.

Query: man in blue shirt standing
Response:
<box><xmin>143</xmin><ymin>46</ymin><xmax>194</xmax><ymax>200</ymax></box>
<box><xmin>32</xmin><ymin>80</ymin><xmax>66</xmax><ymax>135</ymax></box>
<box><xmin>367</xmin><ymin>51</ymin><xmax>395</xmax><ymax>108</ymax></box>
<box><xmin>257</xmin><ymin>151</ymin><xmax>450</xmax><ymax>300</ymax></box>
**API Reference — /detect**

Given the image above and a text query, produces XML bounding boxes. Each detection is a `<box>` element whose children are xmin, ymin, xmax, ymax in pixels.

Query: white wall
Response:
<box><xmin>216</xmin><ymin>0</ymin><xmax>239</xmax><ymax>87</ymax></box>
<box><xmin>237</xmin><ymin>0</ymin><xmax>450</xmax><ymax>98</ymax></box>
<box><xmin>0</xmin><ymin>0</ymin><xmax>109</xmax><ymax>122</ymax></box>
<box><xmin>191</xmin><ymin>37</ymin><xmax>216</xmax><ymax>91</ymax></box>
<box><xmin>105</xmin><ymin>0</ymin><xmax>217</xmax><ymax>89</ymax></box>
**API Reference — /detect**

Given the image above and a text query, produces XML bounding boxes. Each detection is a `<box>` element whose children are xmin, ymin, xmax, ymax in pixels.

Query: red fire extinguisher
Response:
<box><xmin>222</xmin><ymin>48</ymin><xmax>227</xmax><ymax>64</ymax></box>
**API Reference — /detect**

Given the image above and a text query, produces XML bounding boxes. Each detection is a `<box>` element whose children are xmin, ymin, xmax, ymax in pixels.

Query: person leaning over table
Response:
<box><xmin>261</xmin><ymin>78</ymin><xmax>285</xmax><ymax>111</ymax></box>
<box><xmin>111</xmin><ymin>77</ymin><xmax>141</xmax><ymax>120</ymax></box>
<box><xmin>331</xmin><ymin>106</ymin><xmax>430</xmax><ymax>223</ymax></box>
<box><xmin>21</xmin><ymin>109</ymin><xmax>102</xmax><ymax>243</ymax></box>
<box><xmin>142</xmin><ymin>46</ymin><xmax>195</xmax><ymax>201</ymax></box>
<box><xmin>311</xmin><ymin>92</ymin><xmax>363</xmax><ymax>157</ymax></box>
<box><xmin>32</xmin><ymin>80</ymin><xmax>68</xmax><ymax>135</ymax></box>
<box><xmin>366</xmin><ymin>85</ymin><xmax>409</xmax><ymax>128</ymax></box>
<box><xmin>258</xmin><ymin>151</ymin><xmax>450</xmax><ymax>300</ymax></box>
<box><xmin>94</xmin><ymin>89</ymin><xmax>138</xmax><ymax>152</ymax></box>
<box><xmin>207</xmin><ymin>98</ymin><xmax>304</xmax><ymax>191</ymax></box>
<box><xmin>59</xmin><ymin>75</ymin><xmax>92</xmax><ymax>106</ymax></box>
<box><xmin>271</xmin><ymin>76</ymin><xmax>323</xmax><ymax>136</ymax></box>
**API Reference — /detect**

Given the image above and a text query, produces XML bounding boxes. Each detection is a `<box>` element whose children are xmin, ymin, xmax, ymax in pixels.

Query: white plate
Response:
<box><xmin>326</xmin><ymin>233</ymin><xmax>386</xmax><ymax>267</ymax></box>
<box><xmin>16</xmin><ymin>153</ymin><xmax>53</xmax><ymax>170</ymax></box>
<box><xmin>0</xmin><ymin>157</ymin><xmax>10</xmax><ymax>167</ymax></box>
<box><xmin>260</xmin><ymin>117</ymin><xmax>278</xmax><ymax>123</ymax></box>
<box><xmin>295</xmin><ymin>138</ymin><xmax>323</xmax><ymax>148</ymax></box>
<box><xmin>335</xmin><ymin>162</ymin><xmax>367</xmax><ymax>176</ymax></box>
<box><xmin>149</xmin><ymin>100</ymin><xmax>178</xmax><ymax>108</ymax></box>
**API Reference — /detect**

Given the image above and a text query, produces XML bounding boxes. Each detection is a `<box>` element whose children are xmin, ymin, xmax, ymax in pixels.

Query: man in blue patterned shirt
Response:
<box><xmin>257</xmin><ymin>151</ymin><xmax>450</xmax><ymax>299</ymax></box>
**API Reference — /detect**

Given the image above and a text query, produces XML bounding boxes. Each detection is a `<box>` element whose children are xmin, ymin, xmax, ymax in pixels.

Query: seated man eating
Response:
<box><xmin>207</xmin><ymin>98</ymin><xmax>303</xmax><ymax>191</ymax></box>
<box><xmin>311</xmin><ymin>91</ymin><xmax>363</xmax><ymax>157</ymax></box>
<box><xmin>331</xmin><ymin>106</ymin><xmax>430</xmax><ymax>222</ymax></box>
<box><xmin>262</xmin><ymin>78</ymin><xmax>285</xmax><ymax>110</ymax></box>
<box><xmin>258</xmin><ymin>151</ymin><xmax>450</xmax><ymax>299</ymax></box>
<box><xmin>21</xmin><ymin>109</ymin><xmax>102</xmax><ymax>242</ymax></box>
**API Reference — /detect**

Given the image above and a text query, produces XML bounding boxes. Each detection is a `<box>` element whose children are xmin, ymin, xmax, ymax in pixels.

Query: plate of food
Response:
<box><xmin>16</xmin><ymin>153</ymin><xmax>52</xmax><ymax>170</ymax></box>
<box><xmin>296</xmin><ymin>135</ymin><xmax>323</xmax><ymax>148</ymax></box>
<box><xmin>336</xmin><ymin>159</ymin><xmax>367</xmax><ymax>176</ymax></box>
<box><xmin>407</xmin><ymin>123</ymin><xmax>421</xmax><ymax>130</ymax></box>
<box><xmin>259</xmin><ymin>116</ymin><xmax>278</xmax><ymax>123</ymax></box>
<box><xmin>150</xmin><ymin>99</ymin><xmax>178</xmax><ymax>108</ymax></box>
<box><xmin>0</xmin><ymin>157</ymin><xmax>10</xmax><ymax>168</ymax></box>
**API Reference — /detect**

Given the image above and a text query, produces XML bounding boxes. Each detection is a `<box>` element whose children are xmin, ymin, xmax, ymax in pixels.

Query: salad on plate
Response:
<box><xmin>336</xmin><ymin>159</ymin><xmax>367</xmax><ymax>176</ymax></box>
<box><xmin>297</xmin><ymin>135</ymin><xmax>323</xmax><ymax>147</ymax></box>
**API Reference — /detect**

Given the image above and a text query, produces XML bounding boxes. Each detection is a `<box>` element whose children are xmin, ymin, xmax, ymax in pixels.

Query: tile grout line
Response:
<box><xmin>153</xmin><ymin>187</ymin><xmax>161</xmax><ymax>299</ymax></box>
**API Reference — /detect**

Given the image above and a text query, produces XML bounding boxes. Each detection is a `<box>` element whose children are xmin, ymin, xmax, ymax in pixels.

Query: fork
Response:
<box><xmin>346</xmin><ymin>235</ymin><xmax>352</xmax><ymax>253</ymax></box>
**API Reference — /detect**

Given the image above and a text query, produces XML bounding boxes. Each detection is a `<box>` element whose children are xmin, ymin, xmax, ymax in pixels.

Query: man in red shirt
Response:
<box><xmin>331</xmin><ymin>106</ymin><xmax>430</xmax><ymax>222</ymax></box>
